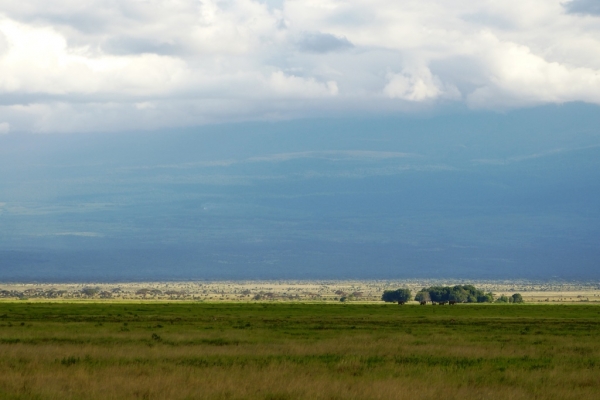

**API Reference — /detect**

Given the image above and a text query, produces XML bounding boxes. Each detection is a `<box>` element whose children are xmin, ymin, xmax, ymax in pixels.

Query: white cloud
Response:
<box><xmin>0</xmin><ymin>122</ymin><xmax>9</xmax><ymax>134</ymax></box>
<box><xmin>0</xmin><ymin>0</ymin><xmax>599</xmax><ymax>132</ymax></box>
<box><xmin>0</xmin><ymin>19</ymin><xmax>192</xmax><ymax>96</ymax></box>
<box><xmin>466</xmin><ymin>31</ymin><xmax>600</xmax><ymax>108</ymax></box>
<box><xmin>384</xmin><ymin>67</ymin><xmax>460</xmax><ymax>101</ymax></box>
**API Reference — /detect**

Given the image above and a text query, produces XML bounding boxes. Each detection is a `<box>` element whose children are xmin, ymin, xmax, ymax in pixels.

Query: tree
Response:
<box><xmin>136</xmin><ymin>288</ymin><xmax>151</xmax><ymax>298</ymax></box>
<box><xmin>81</xmin><ymin>287</ymin><xmax>99</xmax><ymax>297</ymax></box>
<box><xmin>495</xmin><ymin>295</ymin><xmax>510</xmax><ymax>303</ymax></box>
<box><xmin>381</xmin><ymin>288</ymin><xmax>412</xmax><ymax>304</ymax></box>
<box><xmin>414</xmin><ymin>291</ymin><xmax>431</xmax><ymax>303</ymax></box>
<box><xmin>449</xmin><ymin>286</ymin><xmax>468</xmax><ymax>303</ymax></box>
<box><xmin>512</xmin><ymin>293</ymin><xmax>524</xmax><ymax>303</ymax></box>
<box><xmin>427</xmin><ymin>286</ymin><xmax>449</xmax><ymax>302</ymax></box>
<box><xmin>477</xmin><ymin>292</ymin><xmax>494</xmax><ymax>303</ymax></box>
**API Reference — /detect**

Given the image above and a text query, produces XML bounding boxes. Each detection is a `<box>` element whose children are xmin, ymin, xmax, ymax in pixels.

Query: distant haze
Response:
<box><xmin>1</xmin><ymin>104</ymin><xmax>599</xmax><ymax>281</ymax></box>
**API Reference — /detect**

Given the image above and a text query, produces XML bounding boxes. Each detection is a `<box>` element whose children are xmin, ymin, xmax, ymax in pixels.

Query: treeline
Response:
<box><xmin>381</xmin><ymin>285</ymin><xmax>525</xmax><ymax>304</ymax></box>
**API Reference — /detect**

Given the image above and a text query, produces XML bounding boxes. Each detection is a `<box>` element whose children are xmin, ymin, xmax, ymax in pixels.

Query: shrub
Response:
<box><xmin>512</xmin><ymin>293</ymin><xmax>524</xmax><ymax>303</ymax></box>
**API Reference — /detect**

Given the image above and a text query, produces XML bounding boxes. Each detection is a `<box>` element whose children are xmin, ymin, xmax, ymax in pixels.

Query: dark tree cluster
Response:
<box><xmin>414</xmin><ymin>285</ymin><xmax>494</xmax><ymax>303</ymax></box>
<box><xmin>381</xmin><ymin>288</ymin><xmax>412</xmax><ymax>304</ymax></box>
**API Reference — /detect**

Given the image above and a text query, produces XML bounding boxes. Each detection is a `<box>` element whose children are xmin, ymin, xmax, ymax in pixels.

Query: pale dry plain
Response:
<box><xmin>1</xmin><ymin>280</ymin><xmax>599</xmax><ymax>303</ymax></box>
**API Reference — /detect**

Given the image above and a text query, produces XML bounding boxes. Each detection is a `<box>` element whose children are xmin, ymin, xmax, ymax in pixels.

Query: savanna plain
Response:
<box><xmin>0</xmin><ymin>300</ymin><xmax>599</xmax><ymax>399</ymax></box>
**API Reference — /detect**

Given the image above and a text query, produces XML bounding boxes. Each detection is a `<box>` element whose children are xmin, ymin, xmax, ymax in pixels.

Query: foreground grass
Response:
<box><xmin>0</xmin><ymin>303</ymin><xmax>599</xmax><ymax>399</ymax></box>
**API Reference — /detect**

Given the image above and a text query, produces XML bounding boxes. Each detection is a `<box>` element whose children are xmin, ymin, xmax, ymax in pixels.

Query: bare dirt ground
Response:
<box><xmin>1</xmin><ymin>280</ymin><xmax>599</xmax><ymax>303</ymax></box>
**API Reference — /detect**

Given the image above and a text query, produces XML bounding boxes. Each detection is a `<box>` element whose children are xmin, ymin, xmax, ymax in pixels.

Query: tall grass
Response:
<box><xmin>0</xmin><ymin>303</ymin><xmax>598</xmax><ymax>399</ymax></box>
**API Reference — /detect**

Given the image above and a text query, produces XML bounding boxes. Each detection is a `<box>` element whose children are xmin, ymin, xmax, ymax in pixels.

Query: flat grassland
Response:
<box><xmin>0</xmin><ymin>303</ymin><xmax>599</xmax><ymax>399</ymax></box>
<box><xmin>2</xmin><ymin>280</ymin><xmax>599</xmax><ymax>303</ymax></box>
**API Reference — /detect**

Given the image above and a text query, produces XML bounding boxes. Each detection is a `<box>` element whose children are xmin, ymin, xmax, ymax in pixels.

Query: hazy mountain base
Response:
<box><xmin>1</xmin><ymin>280</ymin><xmax>599</xmax><ymax>303</ymax></box>
<box><xmin>2</xmin><ymin>106</ymin><xmax>600</xmax><ymax>282</ymax></box>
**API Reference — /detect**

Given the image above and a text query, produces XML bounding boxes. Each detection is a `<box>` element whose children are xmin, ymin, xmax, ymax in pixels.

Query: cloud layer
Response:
<box><xmin>1</xmin><ymin>0</ymin><xmax>599</xmax><ymax>132</ymax></box>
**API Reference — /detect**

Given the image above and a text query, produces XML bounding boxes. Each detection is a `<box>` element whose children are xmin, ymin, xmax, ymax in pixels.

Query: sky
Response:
<box><xmin>0</xmin><ymin>1</ymin><xmax>600</xmax><ymax>281</ymax></box>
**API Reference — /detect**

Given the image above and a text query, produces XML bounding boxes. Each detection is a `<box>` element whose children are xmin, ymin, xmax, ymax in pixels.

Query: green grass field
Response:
<box><xmin>0</xmin><ymin>302</ymin><xmax>599</xmax><ymax>399</ymax></box>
